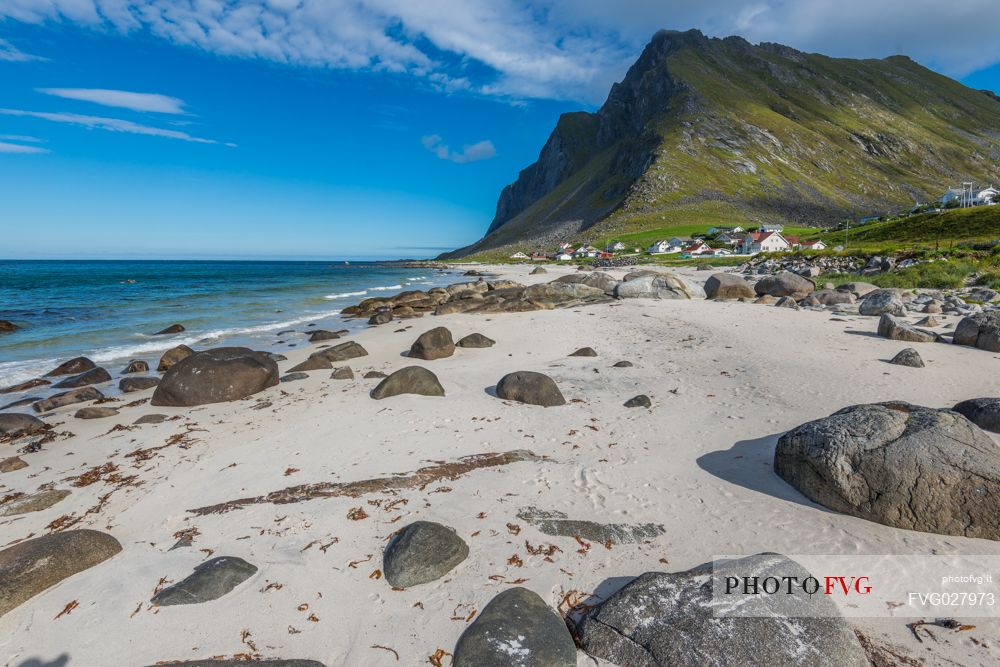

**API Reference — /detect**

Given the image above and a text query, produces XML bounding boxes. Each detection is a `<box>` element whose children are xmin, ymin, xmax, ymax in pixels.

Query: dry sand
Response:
<box><xmin>1</xmin><ymin>263</ymin><xmax>998</xmax><ymax>666</ymax></box>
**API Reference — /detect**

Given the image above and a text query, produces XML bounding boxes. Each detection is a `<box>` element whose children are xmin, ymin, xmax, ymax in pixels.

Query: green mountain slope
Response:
<box><xmin>444</xmin><ymin>29</ymin><xmax>1000</xmax><ymax>258</ymax></box>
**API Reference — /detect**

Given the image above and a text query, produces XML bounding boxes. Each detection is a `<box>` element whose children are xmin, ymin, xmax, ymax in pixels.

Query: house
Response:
<box><xmin>646</xmin><ymin>240</ymin><xmax>673</xmax><ymax>254</ymax></box>
<box><xmin>509</xmin><ymin>252</ymin><xmax>529</xmax><ymax>260</ymax></box>
<box><xmin>709</xmin><ymin>248</ymin><xmax>733</xmax><ymax>257</ymax></box>
<box><xmin>573</xmin><ymin>245</ymin><xmax>599</xmax><ymax>258</ymax></box>
<box><xmin>784</xmin><ymin>235</ymin><xmax>801</xmax><ymax>247</ymax></box>
<box><xmin>557</xmin><ymin>243</ymin><xmax>574</xmax><ymax>252</ymax></box>
<box><xmin>683</xmin><ymin>241</ymin><xmax>714</xmax><ymax>255</ymax></box>
<box><xmin>667</xmin><ymin>237</ymin><xmax>685</xmax><ymax>247</ymax></box>
<box><xmin>555</xmin><ymin>252</ymin><xmax>573</xmax><ymax>261</ymax></box>
<box><xmin>530</xmin><ymin>251</ymin><xmax>548</xmax><ymax>261</ymax></box>
<box><xmin>606</xmin><ymin>241</ymin><xmax>627</xmax><ymax>252</ymax></box>
<box><xmin>800</xmin><ymin>240</ymin><xmax>827</xmax><ymax>251</ymax></box>
<box><xmin>941</xmin><ymin>188</ymin><xmax>965</xmax><ymax>206</ymax></box>
<box><xmin>740</xmin><ymin>231</ymin><xmax>791</xmax><ymax>255</ymax></box>
<box><xmin>707</xmin><ymin>226</ymin><xmax>744</xmax><ymax>235</ymax></box>
<box><xmin>759</xmin><ymin>223</ymin><xmax>784</xmax><ymax>233</ymax></box>
<box><xmin>715</xmin><ymin>233</ymin><xmax>739</xmax><ymax>246</ymax></box>
<box><xmin>598</xmin><ymin>251</ymin><xmax>614</xmax><ymax>259</ymax></box>
<box><xmin>978</xmin><ymin>187</ymin><xmax>999</xmax><ymax>205</ymax></box>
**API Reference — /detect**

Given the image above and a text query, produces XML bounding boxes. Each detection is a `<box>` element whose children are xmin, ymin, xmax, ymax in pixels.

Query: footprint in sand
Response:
<box><xmin>573</xmin><ymin>465</ymin><xmax>613</xmax><ymax>510</ymax></box>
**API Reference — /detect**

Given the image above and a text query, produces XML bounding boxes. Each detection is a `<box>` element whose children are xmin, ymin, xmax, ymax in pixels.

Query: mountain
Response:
<box><xmin>444</xmin><ymin>29</ymin><xmax>1000</xmax><ymax>257</ymax></box>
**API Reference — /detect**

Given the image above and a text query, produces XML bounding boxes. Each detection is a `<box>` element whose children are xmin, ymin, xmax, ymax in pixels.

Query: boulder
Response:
<box><xmin>268</xmin><ymin>353</ymin><xmax>288</xmax><ymax>363</ymax></box>
<box><xmin>517</xmin><ymin>507</ymin><xmax>664</xmax><ymax>543</ymax></box>
<box><xmin>888</xmin><ymin>348</ymin><xmax>924</xmax><ymax>368</ymax></box>
<box><xmin>775</xmin><ymin>402</ymin><xmax>1000</xmax><ymax>539</ymax></box>
<box><xmin>0</xmin><ymin>412</ymin><xmax>47</xmax><ymax>436</ymax></box>
<box><xmin>859</xmin><ymin>289</ymin><xmax>906</xmax><ymax>316</ymax></box>
<box><xmin>288</xmin><ymin>356</ymin><xmax>332</xmax><ymax>373</ymax></box>
<box><xmin>157</xmin><ymin>345</ymin><xmax>194</xmax><ymax>372</ymax></box>
<box><xmin>32</xmin><ymin>386</ymin><xmax>103</xmax><ymax>413</ymax></box>
<box><xmin>122</xmin><ymin>360</ymin><xmax>149</xmax><ymax>374</ymax></box>
<box><xmin>754</xmin><ymin>295</ymin><xmax>778</xmax><ymax>305</ymax></box>
<box><xmin>612</xmin><ymin>360</ymin><xmax>633</xmax><ymax>368</ymax></box>
<box><xmin>753</xmin><ymin>272</ymin><xmax>815</xmax><ymax>299</ymax></box>
<box><xmin>487</xmin><ymin>280</ymin><xmax>524</xmax><ymax>291</ymax></box>
<box><xmin>914</xmin><ymin>315</ymin><xmax>940</xmax><ymax>327</ymax></box>
<box><xmin>774</xmin><ymin>296</ymin><xmax>799</xmax><ymax>308</ymax></box>
<box><xmin>383</xmin><ymin>521</ymin><xmax>469</xmax><ymax>588</ymax></box>
<box><xmin>811</xmin><ymin>289</ymin><xmax>856</xmax><ymax>306</ymax></box>
<box><xmin>53</xmin><ymin>366</ymin><xmax>112</xmax><ymax>389</ymax></box>
<box><xmin>0</xmin><ymin>319</ymin><xmax>19</xmax><ymax>333</ymax></box>
<box><xmin>153</xmin><ymin>324</ymin><xmax>185</xmax><ymax>335</ymax></box>
<box><xmin>330</xmin><ymin>366</ymin><xmax>354</xmax><ymax>380</ymax></box>
<box><xmin>614</xmin><ymin>272</ymin><xmax>694</xmax><ymax>300</ymax></box>
<box><xmin>624</xmin><ymin>395</ymin><xmax>651</xmax><ymax>408</ymax></box>
<box><xmin>524</xmin><ymin>281</ymin><xmax>606</xmax><ymax>306</ymax></box>
<box><xmin>1</xmin><ymin>378</ymin><xmax>51</xmax><ymax>394</ymax></box>
<box><xmin>135</xmin><ymin>414</ymin><xmax>169</xmax><ymax>424</ymax></box>
<box><xmin>1</xmin><ymin>456</ymin><xmax>27</xmax><ymax>473</ymax></box>
<box><xmin>151</xmin><ymin>347</ymin><xmax>279</xmax><ymax>407</ymax></box>
<box><xmin>453</xmin><ymin>587</ymin><xmax>576</xmax><ymax>667</ymax></box>
<box><xmin>496</xmin><ymin>371</ymin><xmax>565</xmax><ymax>407</ymax></box>
<box><xmin>44</xmin><ymin>356</ymin><xmax>96</xmax><ymax>377</ymax></box>
<box><xmin>151</xmin><ymin>556</ymin><xmax>257</xmax><ymax>606</ymax></box>
<box><xmin>75</xmin><ymin>406</ymin><xmax>119</xmax><ymax>419</ymax></box>
<box><xmin>371</xmin><ymin>367</ymin><xmax>445</xmax><ymax>399</ymax></box>
<box><xmin>1</xmin><ymin>489</ymin><xmax>71</xmax><ymax>516</ymax></box>
<box><xmin>456</xmin><ymin>333</ymin><xmax>495</xmax><ymax>348</ymax></box>
<box><xmin>119</xmin><ymin>376</ymin><xmax>160</xmax><ymax>393</ymax></box>
<box><xmin>704</xmin><ymin>273</ymin><xmax>755</xmax><ymax>300</ymax></box>
<box><xmin>311</xmin><ymin>341</ymin><xmax>368</xmax><ymax>363</ymax></box>
<box><xmin>877</xmin><ymin>314</ymin><xmax>935</xmax><ymax>343</ymax></box>
<box><xmin>576</xmin><ymin>553</ymin><xmax>867</xmax><ymax>667</ymax></box>
<box><xmin>409</xmin><ymin>327</ymin><xmax>455</xmax><ymax>360</ymax></box>
<box><xmin>363</xmin><ymin>371</ymin><xmax>388</xmax><ymax>379</ymax></box>
<box><xmin>953</xmin><ymin>398</ymin><xmax>1000</xmax><ymax>434</ymax></box>
<box><xmin>308</xmin><ymin>330</ymin><xmax>340</xmax><ymax>342</ymax></box>
<box><xmin>280</xmin><ymin>372</ymin><xmax>309</xmax><ymax>383</ymax></box>
<box><xmin>530</xmin><ymin>266</ymin><xmax>547</xmax><ymax>275</ymax></box>
<box><xmin>968</xmin><ymin>287</ymin><xmax>1000</xmax><ymax>303</ymax></box>
<box><xmin>836</xmin><ymin>282</ymin><xmax>879</xmax><ymax>298</ymax></box>
<box><xmin>953</xmin><ymin>311</ymin><xmax>1000</xmax><ymax>352</ymax></box>
<box><xmin>368</xmin><ymin>311</ymin><xmax>393</xmax><ymax>325</ymax></box>
<box><xmin>569</xmin><ymin>347</ymin><xmax>597</xmax><ymax>357</ymax></box>
<box><xmin>0</xmin><ymin>530</ymin><xmax>122</xmax><ymax>617</ymax></box>
<box><xmin>581</xmin><ymin>271</ymin><xmax>620</xmax><ymax>294</ymax></box>
<box><xmin>924</xmin><ymin>302</ymin><xmax>943</xmax><ymax>314</ymax></box>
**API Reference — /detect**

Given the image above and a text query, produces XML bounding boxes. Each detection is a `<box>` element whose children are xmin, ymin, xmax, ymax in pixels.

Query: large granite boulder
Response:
<box><xmin>530</xmin><ymin>266</ymin><xmax>547</xmax><ymax>275</ymax></box>
<box><xmin>1</xmin><ymin>378</ymin><xmax>51</xmax><ymax>394</ymax></box>
<box><xmin>837</xmin><ymin>282</ymin><xmax>879</xmax><ymax>298</ymax></box>
<box><xmin>151</xmin><ymin>556</ymin><xmax>257</xmax><ymax>606</ymax></box>
<box><xmin>287</xmin><ymin>356</ymin><xmax>332</xmax><ymax>373</ymax></box>
<box><xmin>859</xmin><ymin>289</ymin><xmax>906</xmax><ymax>316</ymax></box>
<box><xmin>53</xmin><ymin>366</ymin><xmax>112</xmax><ymax>389</ymax></box>
<box><xmin>308</xmin><ymin>329</ymin><xmax>340</xmax><ymax>342</ymax></box>
<box><xmin>157</xmin><ymin>344</ymin><xmax>194</xmax><ymax>372</ymax></box>
<box><xmin>153</xmin><ymin>323</ymin><xmax>185</xmax><ymax>335</ymax></box>
<box><xmin>0</xmin><ymin>412</ymin><xmax>47</xmax><ymax>436</ymax></box>
<box><xmin>310</xmin><ymin>341</ymin><xmax>368</xmax><ymax>363</ymax></box>
<box><xmin>496</xmin><ymin>371</ymin><xmax>566</xmax><ymax>407</ymax></box>
<box><xmin>953</xmin><ymin>398</ymin><xmax>1000</xmax><ymax>433</ymax></box>
<box><xmin>409</xmin><ymin>327</ymin><xmax>455</xmax><ymax>360</ymax></box>
<box><xmin>877</xmin><ymin>314</ymin><xmax>936</xmax><ymax>343</ymax></box>
<box><xmin>576</xmin><ymin>553</ymin><xmax>867</xmax><ymax>667</ymax></box>
<box><xmin>0</xmin><ymin>530</ymin><xmax>122</xmax><ymax>617</ymax></box>
<box><xmin>371</xmin><ymin>367</ymin><xmax>445</xmax><ymax>399</ymax></box>
<box><xmin>44</xmin><ymin>356</ymin><xmax>96</xmax><ymax>377</ymax></box>
<box><xmin>119</xmin><ymin>376</ymin><xmax>160</xmax><ymax>393</ymax></box>
<box><xmin>454</xmin><ymin>587</ymin><xmax>576</xmax><ymax>667</ymax></box>
<box><xmin>523</xmin><ymin>282</ymin><xmax>606</xmax><ymax>306</ymax></box>
<box><xmin>615</xmin><ymin>272</ymin><xmax>695</xmax><ymax>300</ymax></box>
<box><xmin>383</xmin><ymin>521</ymin><xmax>468</xmax><ymax>588</ymax></box>
<box><xmin>775</xmin><ymin>402</ymin><xmax>1000</xmax><ymax>539</ymax></box>
<box><xmin>32</xmin><ymin>386</ymin><xmax>103</xmax><ymax>413</ymax></box>
<box><xmin>581</xmin><ymin>271</ymin><xmax>620</xmax><ymax>294</ymax></box>
<box><xmin>753</xmin><ymin>272</ymin><xmax>815</xmax><ymax>300</ymax></box>
<box><xmin>953</xmin><ymin>311</ymin><xmax>1000</xmax><ymax>352</ymax></box>
<box><xmin>704</xmin><ymin>273</ymin><xmax>755</xmax><ymax>300</ymax></box>
<box><xmin>151</xmin><ymin>347</ymin><xmax>278</xmax><ymax>407</ymax></box>
<box><xmin>811</xmin><ymin>289</ymin><xmax>856</xmax><ymax>306</ymax></box>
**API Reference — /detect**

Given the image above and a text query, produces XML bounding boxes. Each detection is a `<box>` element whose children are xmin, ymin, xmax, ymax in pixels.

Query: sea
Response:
<box><xmin>0</xmin><ymin>260</ymin><xmax>458</xmax><ymax>388</ymax></box>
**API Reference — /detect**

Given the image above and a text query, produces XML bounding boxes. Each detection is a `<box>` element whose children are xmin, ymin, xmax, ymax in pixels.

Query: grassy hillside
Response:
<box><xmin>820</xmin><ymin>206</ymin><xmax>1000</xmax><ymax>251</ymax></box>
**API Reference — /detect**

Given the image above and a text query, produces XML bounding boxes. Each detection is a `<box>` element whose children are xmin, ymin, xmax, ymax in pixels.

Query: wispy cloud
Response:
<box><xmin>0</xmin><ymin>109</ymin><xmax>233</xmax><ymax>146</ymax></box>
<box><xmin>0</xmin><ymin>140</ymin><xmax>49</xmax><ymax>154</ymax></box>
<box><xmin>37</xmin><ymin>88</ymin><xmax>186</xmax><ymax>113</ymax></box>
<box><xmin>0</xmin><ymin>37</ymin><xmax>44</xmax><ymax>62</ymax></box>
<box><xmin>421</xmin><ymin>134</ymin><xmax>496</xmax><ymax>163</ymax></box>
<box><xmin>0</xmin><ymin>134</ymin><xmax>45</xmax><ymax>143</ymax></box>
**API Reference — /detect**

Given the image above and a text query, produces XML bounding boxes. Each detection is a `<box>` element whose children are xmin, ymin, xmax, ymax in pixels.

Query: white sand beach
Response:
<box><xmin>2</xmin><ymin>263</ymin><xmax>998</xmax><ymax>666</ymax></box>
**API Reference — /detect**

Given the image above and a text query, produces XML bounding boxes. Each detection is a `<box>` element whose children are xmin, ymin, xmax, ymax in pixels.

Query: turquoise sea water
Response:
<box><xmin>0</xmin><ymin>260</ymin><xmax>456</xmax><ymax>387</ymax></box>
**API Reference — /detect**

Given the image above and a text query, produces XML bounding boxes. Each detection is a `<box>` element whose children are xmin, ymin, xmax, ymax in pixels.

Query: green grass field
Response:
<box><xmin>820</xmin><ymin>206</ymin><xmax>1000</xmax><ymax>251</ymax></box>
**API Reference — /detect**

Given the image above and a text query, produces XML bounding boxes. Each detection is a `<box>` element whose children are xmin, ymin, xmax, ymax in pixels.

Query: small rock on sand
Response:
<box><xmin>44</xmin><ymin>356</ymin><xmax>97</xmax><ymax>377</ymax></box>
<box><xmin>0</xmin><ymin>412</ymin><xmax>48</xmax><ymax>435</ymax></box>
<box><xmin>280</xmin><ymin>372</ymin><xmax>309</xmax><ymax>383</ymax></box>
<box><xmin>134</xmin><ymin>414</ymin><xmax>169</xmax><ymax>424</ymax></box>
<box><xmin>151</xmin><ymin>556</ymin><xmax>258</xmax><ymax>606</ymax></box>
<box><xmin>888</xmin><ymin>348</ymin><xmax>924</xmax><ymax>368</ymax></box>
<box><xmin>1</xmin><ymin>489</ymin><xmax>71</xmax><ymax>517</ymax></box>
<box><xmin>0</xmin><ymin>378</ymin><xmax>50</xmax><ymax>394</ymax></box>
<box><xmin>456</xmin><ymin>333</ymin><xmax>495</xmax><ymax>348</ymax></box>
<box><xmin>569</xmin><ymin>347</ymin><xmax>597</xmax><ymax>357</ymax></box>
<box><xmin>371</xmin><ymin>367</ymin><xmax>445</xmax><ymax>399</ymax></box>
<box><xmin>330</xmin><ymin>366</ymin><xmax>354</xmax><ymax>380</ymax></box>
<box><xmin>119</xmin><ymin>376</ymin><xmax>160</xmax><ymax>393</ymax></box>
<box><xmin>624</xmin><ymin>394</ymin><xmax>651</xmax><ymax>408</ymax></box>
<box><xmin>308</xmin><ymin>330</ymin><xmax>340</xmax><ymax>342</ymax></box>
<box><xmin>75</xmin><ymin>406</ymin><xmax>119</xmax><ymax>419</ymax></box>
<box><xmin>122</xmin><ymin>360</ymin><xmax>149</xmax><ymax>374</ymax></box>
<box><xmin>409</xmin><ymin>326</ymin><xmax>455</xmax><ymax>360</ymax></box>
<box><xmin>0</xmin><ymin>456</ymin><xmax>28</xmax><ymax>473</ymax></box>
<box><xmin>612</xmin><ymin>360</ymin><xmax>633</xmax><ymax>368</ymax></box>
<box><xmin>53</xmin><ymin>366</ymin><xmax>112</xmax><ymax>389</ymax></box>
<box><xmin>383</xmin><ymin>521</ymin><xmax>469</xmax><ymax>588</ymax></box>
<box><xmin>363</xmin><ymin>370</ymin><xmax>387</xmax><ymax>379</ymax></box>
<box><xmin>32</xmin><ymin>386</ymin><xmax>103</xmax><ymax>413</ymax></box>
<box><xmin>495</xmin><ymin>371</ymin><xmax>565</xmax><ymax>407</ymax></box>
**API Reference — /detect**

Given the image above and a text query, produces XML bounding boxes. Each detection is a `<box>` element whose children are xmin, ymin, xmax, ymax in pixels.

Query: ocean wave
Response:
<box><xmin>369</xmin><ymin>284</ymin><xmax>403</xmax><ymax>291</ymax></box>
<box><xmin>408</xmin><ymin>276</ymin><xmax>427</xmax><ymax>280</ymax></box>
<box><xmin>324</xmin><ymin>290</ymin><xmax>368</xmax><ymax>300</ymax></box>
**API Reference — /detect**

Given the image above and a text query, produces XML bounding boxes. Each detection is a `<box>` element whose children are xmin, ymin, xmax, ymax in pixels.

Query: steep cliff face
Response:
<box><xmin>445</xmin><ymin>29</ymin><xmax>1000</xmax><ymax>257</ymax></box>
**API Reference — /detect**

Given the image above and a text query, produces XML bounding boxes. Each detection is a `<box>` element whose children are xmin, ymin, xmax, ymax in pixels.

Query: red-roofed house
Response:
<box><xmin>740</xmin><ymin>231</ymin><xmax>791</xmax><ymax>255</ymax></box>
<box><xmin>684</xmin><ymin>240</ymin><xmax>714</xmax><ymax>255</ymax></box>
<box><xmin>800</xmin><ymin>240</ymin><xmax>827</xmax><ymax>250</ymax></box>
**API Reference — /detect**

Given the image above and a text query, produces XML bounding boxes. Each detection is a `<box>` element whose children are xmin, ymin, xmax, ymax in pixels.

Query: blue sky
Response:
<box><xmin>2</xmin><ymin>1</ymin><xmax>999</xmax><ymax>260</ymax></box>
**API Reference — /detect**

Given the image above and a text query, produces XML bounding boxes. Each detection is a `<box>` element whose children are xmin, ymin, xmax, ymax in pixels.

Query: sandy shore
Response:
<box><xmin>1</xmin><ymin>262</ymin><xmax>998</xmax><ymax>666</ymax></box>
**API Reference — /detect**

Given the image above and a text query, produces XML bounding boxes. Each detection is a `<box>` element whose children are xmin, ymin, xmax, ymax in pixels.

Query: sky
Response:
<box><xmin>1</xmin><ymin>1</ymin><xmax>999</xmax><ymax>260</ymax></box>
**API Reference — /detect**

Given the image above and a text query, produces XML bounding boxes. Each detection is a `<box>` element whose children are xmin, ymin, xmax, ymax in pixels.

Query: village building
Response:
<box><xmin>573</xmin><ymin>245</ymin><xmax>599</xmax><ymax>258</ymax></box>
<box><xmin>683</xmin><ymin>240</ymin><xmax>714</xmax><ymax>255</ymax></box>
<box><xmin>509</xmin><ymin>251</ymin><xmax>529</xmax><ymax>260</ymax></box>
<box><xmin>605</xmin><ymin>241</ymin><xmax>627</xmax><ymax>252</ymax></box>
<box><xmin>741</xmin><ymin>230</ymin><xmax>791</xmax><ymax>255</ymax></box>
<box><xmin>978</xmin><ymin>187</ymin><xmax>998</xmax><ymax>205</ymax></box>
<box><xmin>707</xmin><ymin>225</ymin><xmax>745</xmax><ymax>235</ymax></box>
<box><xmin>555</xmin><ymin>252</ymin><xmax>573</xmax><ymax>261</ymax></box>
<box><xmin>759</xmin><ymin>223</ymin><xmax>784</xmax><ymax>233</ymax></box>
<box><xmin>530</xmin><ymin>251</ymin><xmax>548</xmax><ymax>261</ymax></box>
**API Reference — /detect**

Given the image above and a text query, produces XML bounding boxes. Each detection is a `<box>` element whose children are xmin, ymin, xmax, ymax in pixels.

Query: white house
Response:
<box><xmin>557</xmin><ymin>242</ymin><xmax>574</xmax><ymax>252</ymax></box>
<box><xmin>509</xmin><ymin>251</ymin><xmax>529</xmax><ymax>260</ymax></box>
<box><xmin>741</xmin><ymin>231</ymin><xmax>791</xmax><ymax>255</ymax></box>
<box><xmin>978</xmin><ymin>187</ymin><xmax>999</xmax><ymax>205</ymax></box>
<box><xmin>530</xmin><ymin>251</ymin><xmax>548</xmax><ymax>261</ymax></box>
<box><xmin>646</xmin><ymin>240</ymin><xmax>673</xmax><ymax>254</ymax></box>
<box><xmin>800</xmin><ymin>240</ymin><xmax>827</xmax><ymax>251</ymax></box>
<box><xmin>709</xmin><ymin>248</ymin><xmax>733</xmax><ymax>257</ymax></box>
<box><xmin>715</xmin><ymin>233</ymin><xmax>740</xmax><ymax>246</ymax></box>
<box><xmin>573</xmin><ymin>245</ymin><xmax>599</xmax><ymax>258</ymax></box>
<box><xmin>707</xmin><ymin>226</ymin><xmax>744</xmax><ymax>235</ymax></box>
<box><xmin>555</xmin><ymin>252</ymin><xmax>573</xmax><ymax>261</ymax></box>
<box><xmin>684</xmin><ymin>241</ymin><xmax>714</xmax><ymax>255</ymax></box>
<box><xmin>606</xmin><ymin>241</ymin><xmax>627</xmax><ymax>252</ymax></box>
<box><xmin>759</xmin><ymin>223</ymin><xmax>784</xmax><ymax>233</ymax></box>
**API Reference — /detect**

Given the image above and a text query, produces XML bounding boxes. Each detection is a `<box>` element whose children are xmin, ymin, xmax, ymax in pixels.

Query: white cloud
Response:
<box><xmin>37</xmin><ymin>88</ymin><xmax>186</xmax><ymax>113</ymax></box>
<box><xmin>0</xmin><ymin>37</ymin><xmax>44</xmax><ymax>61</ymax></box>
<box><xmin>0</xmin><ymin>134</ymin><xmax>44</xmax><ymax>142</ymax></box>
<box><xmin>2</xmin><ymin>1</ymin><xmax>999</xmax><ymax>104</ymax></box>
<box><xmin>0</xmin><ymin>108</ymin><xmax>231</xmax><ymax>145</ymax></box>
<box><xmin>421</xmin><ymin>134</ymin><xmax>496</xmax><ymax>163</ymax></box>
<box><xmin>0</xmin><ymin>140</ymin><xmax>49</xmax><ymax>154</ymax></box>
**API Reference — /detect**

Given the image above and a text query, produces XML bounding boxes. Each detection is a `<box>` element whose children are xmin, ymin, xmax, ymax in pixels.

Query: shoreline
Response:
<box><xmin>1</xmin><ymin>262</ymin><xmax>998</xmax><ymax>666</ymax></box>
